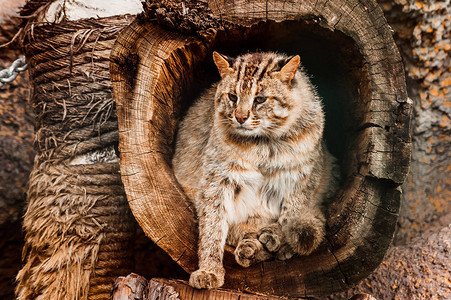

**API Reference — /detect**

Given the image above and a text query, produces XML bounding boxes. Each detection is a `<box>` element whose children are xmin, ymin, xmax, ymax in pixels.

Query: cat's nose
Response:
<box><xmin>235</xmin><ymin>112</ymin><xmax>249</xmax><ymax>124</ymax></box>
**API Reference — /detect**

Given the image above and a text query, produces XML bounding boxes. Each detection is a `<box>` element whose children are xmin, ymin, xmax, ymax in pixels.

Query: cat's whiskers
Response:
<box><xmin>264</xmin><ymin>123</ymin><xmax>288</xmax><ymax>136</ymax></box>
<box><xmin>217</xmin><ymin>118</ymin><xmax>233</xmax><ymax>126</ymax></box>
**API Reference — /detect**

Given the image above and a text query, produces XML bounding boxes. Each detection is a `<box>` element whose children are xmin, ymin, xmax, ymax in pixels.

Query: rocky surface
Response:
<box><xmin>328</xmin><ymin>213</ymin><xmax>451</xmax><ymax>299</ymax></box>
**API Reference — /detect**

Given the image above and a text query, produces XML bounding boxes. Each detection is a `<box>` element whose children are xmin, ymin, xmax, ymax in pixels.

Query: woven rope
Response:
<box><xmin>16</xmin><ymin>16</ymin><xmax>136</xmax><ymax>300</ymax></box>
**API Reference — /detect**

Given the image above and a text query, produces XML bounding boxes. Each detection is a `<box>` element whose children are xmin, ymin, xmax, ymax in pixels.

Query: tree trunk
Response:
<box><xmin>110</xmin><ymin>0</ymin><xmax>411</xmax><ymax>298</ymax></box>
<box><xmin>0</xmin><ymin>65</ymin><xmax>31</xmax><ymax>299</ymax></box>
<box><xmin>15</xmin><ymin>2</ymin><xmax>140</xmax><ymax>299</ymax></box>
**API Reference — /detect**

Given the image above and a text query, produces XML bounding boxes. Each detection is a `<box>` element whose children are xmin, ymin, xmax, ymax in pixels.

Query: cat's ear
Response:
<box><xmin>274</xmin><ymin>55</ymin><xmax>301</xmax><ymax>84</ymax></box>
<box><xmin>213</xmin><ymin>51</ymin><xmax>234</xmax><ymax>78</ymax></box>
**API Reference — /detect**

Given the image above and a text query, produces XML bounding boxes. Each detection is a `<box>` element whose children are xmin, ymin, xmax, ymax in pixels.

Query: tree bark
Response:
<box><xmin>146</xmin><ymin>279</ymin><xmax>285</xmax><ymax>300</ymax></box>
<box><xmin>112</xmin><ymin>273</ymin><xmax>148</xmax><ymax>300</ymax></box>
<box><xmin>0</xmin><ymin>67</ymin><xmax>31</xmax><ymax>299</ymax></box>
<box><xmin>1</xmin><ymin>0</ymin><xmax>446</xmax><ymax>299</ymax></box>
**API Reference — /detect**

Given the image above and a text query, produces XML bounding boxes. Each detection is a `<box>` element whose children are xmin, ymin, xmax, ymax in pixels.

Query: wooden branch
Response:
<box><xmin>112</xmin><ymin>274</ymin><xmax>148</xmax><ymax>300</ymax></box>
<box><xmin>112</xmin><ymin>274</ymin><xmax>379</xmax><ymax>300</ymax></box>
<box><xmin>110</xmin><ymin>0</ymin><xmax>412</xmax><ymax>297</ymax></box>
<box><xmin>147</xmin><ymin>278</ymin><xmax>285</xmax><ymax>300</ymax></box>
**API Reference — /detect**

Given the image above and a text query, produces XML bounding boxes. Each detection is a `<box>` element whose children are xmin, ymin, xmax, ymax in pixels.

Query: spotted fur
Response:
<box><xmin>173</xmin><ymin>52</ymin><xmax>339</xmax><ymax>289</ymax></box>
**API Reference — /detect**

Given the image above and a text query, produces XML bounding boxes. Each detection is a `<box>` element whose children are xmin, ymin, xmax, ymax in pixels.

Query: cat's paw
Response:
<box><xmin>284</xmin><ymin>218</ymin><xmax>324</xmax><ymax>255</ymax></box>
<box><xmin>258</xmin><ymin>224</ymin><xmax>282</xmax><ymax>253</ymax></box>
<box><xmin>189</xmin><ymin>268</ymin><xmax>224</xmax><ymax>289</ymax></box>
<box><xmin>234</xmin><ymin>239</ymin><xmax>260</xmax><ymax>267</ymax></box>
<box><xmin>275</xmin><ymin>244</ymin><xmax>295</xmax><ymax>261</ymax></box>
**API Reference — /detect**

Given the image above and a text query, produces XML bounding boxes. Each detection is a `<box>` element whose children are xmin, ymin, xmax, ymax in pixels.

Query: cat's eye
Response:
<box><xmin>254</xmin><ymin>96</ymin><xmax>267</xmax><ymax>104</ymax></box>
<box><xmin>228</xmin><ymin>93</ymin><xmax>238</xmax><ymax>102</ymax></box>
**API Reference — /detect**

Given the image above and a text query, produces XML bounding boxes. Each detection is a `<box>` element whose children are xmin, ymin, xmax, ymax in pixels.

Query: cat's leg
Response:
<box><xmin>189</xmin><ymin>177</ymin><xmax>232</xmax><ymax>289</ymax></box>
<box><xmin>190</xmin><ymin>206</ymin><xmax>228</xmax><ymax>289</ymax></box>
<box><xmin>229</xmin><ymin>220</ymin><xmax>273</xmax><ymax>268</ymax></box>
<box><xmin>279</xmin><ymin>199</ymin><xmax>326</xmax><ymax>256</ymax></box>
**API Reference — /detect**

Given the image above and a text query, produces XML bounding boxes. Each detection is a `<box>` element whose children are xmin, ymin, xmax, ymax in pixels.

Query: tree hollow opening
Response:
<box><xmin>111</xmin><ymin>4</ymin><xmax>410</xmax><ymax>294</ymax></box>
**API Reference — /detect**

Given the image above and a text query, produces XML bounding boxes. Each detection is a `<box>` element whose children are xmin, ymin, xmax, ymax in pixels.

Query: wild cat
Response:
<box><xmin>172</xmin><ymin>51</ymin><xmax>338</xmax><ymax>289</ymax></box>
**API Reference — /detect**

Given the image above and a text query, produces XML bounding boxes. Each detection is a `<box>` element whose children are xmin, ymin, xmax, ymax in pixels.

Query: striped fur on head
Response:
<box><xmin>213</xmin><ymin>52</ymin><xmax>319</xmax><ymax>140</ymax></box>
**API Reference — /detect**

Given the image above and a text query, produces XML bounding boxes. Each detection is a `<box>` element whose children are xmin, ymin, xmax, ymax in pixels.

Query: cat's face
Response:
<box><xmin>213</xmin><ymin>52</ymin><xmax>310</xmax><ymax>139</ymax></box>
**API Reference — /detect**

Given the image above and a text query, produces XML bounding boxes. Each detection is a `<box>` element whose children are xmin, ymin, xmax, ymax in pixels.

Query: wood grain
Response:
<box><xmin>148</xmin><ymin>278</ymin><xmax>286</xmax><ymax>300</ymax></box>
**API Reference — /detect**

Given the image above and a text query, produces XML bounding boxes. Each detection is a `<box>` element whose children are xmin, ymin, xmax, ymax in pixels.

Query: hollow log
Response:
<box><xmin>110</xmin><ymin>0</ymin><xmax>412</xmax><ymax>297</ymax></box>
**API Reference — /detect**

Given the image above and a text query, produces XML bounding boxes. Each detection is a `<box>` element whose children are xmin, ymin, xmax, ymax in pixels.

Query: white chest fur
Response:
<box><xmin>223</xmin><ymin>167</ymin><xmax>299</xmax><ymax>225</ymax></box>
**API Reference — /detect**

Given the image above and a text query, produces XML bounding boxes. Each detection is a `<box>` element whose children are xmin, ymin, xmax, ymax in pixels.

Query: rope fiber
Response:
<box><xmin>16</xmin><ymin>15</ymin><xmax>136</xmax><ymax>300</ymax></box>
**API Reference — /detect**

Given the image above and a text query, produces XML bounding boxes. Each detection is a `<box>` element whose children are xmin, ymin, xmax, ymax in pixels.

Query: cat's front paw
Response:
<box><xmin>258</xmin><ymin>224</ymin><xmax>283</xmax><ymax>253</ymax></box>
<box><xmin>235</xmin><ymin>239</ymin><xmax>264</xmax><ymax>268</ymax></box>
<box><xmin>189</xmin><ymin>268</ymin><xmax>224</xmax><ymax>289</ymax></box>
<box><xmin>284</xmin><ymin>218</ymin><xmax>324</xmax><ymax>255</ymax></box>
